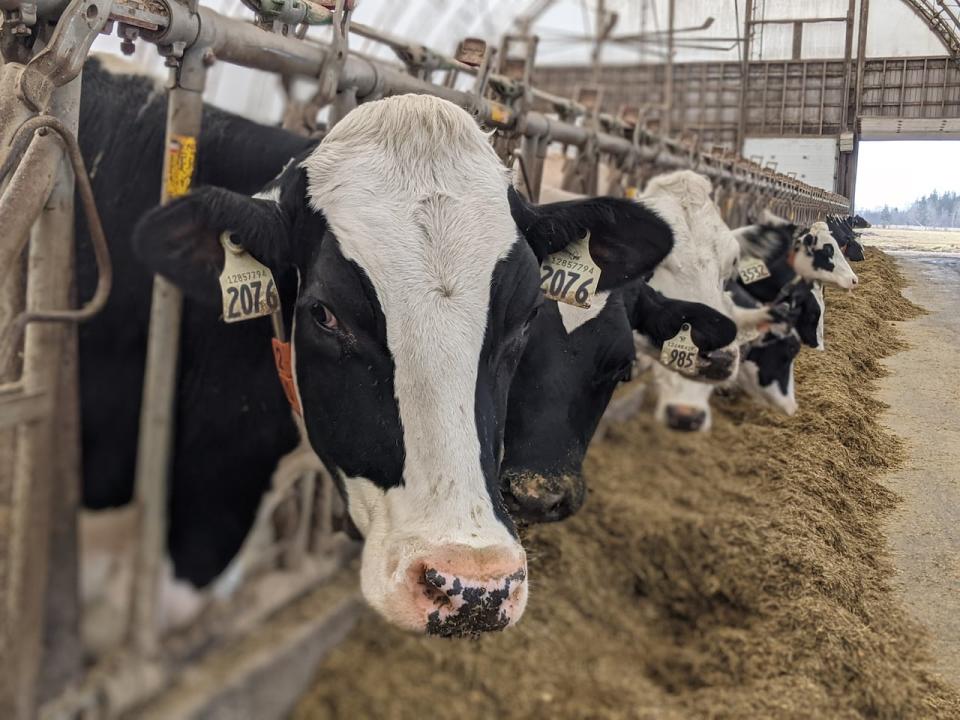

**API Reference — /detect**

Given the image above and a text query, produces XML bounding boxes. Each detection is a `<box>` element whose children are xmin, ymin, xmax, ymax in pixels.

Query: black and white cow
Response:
<box><xmin>499</xmin><ymin>277</ymin><xmax>739</xmax><ymax>522</ymax></box>
<box><xmin>639</xmin><ymin>172</ymin><xmax>782</xmax><ymax>432</ymax></box>
<box><xmin>79</xmin><ymin>61</ymin><xmax>675</xmax><ymax>635</ymax></box>
<box><xmin>77</xmin><ymin>59</ymin><xmax>315</xmax><ymax>611</ymax></box>
<box><xmin>826</xmin><ymin>214</ymin><xmax>866</xmax><ymax>261</ymax></box>
<box><xmin>738</xmin><ymin>214</ymin><xmax>858</xmax><ymax>352</ymax></box>
<box><xmin>727</xmin><ymin>281</ymin><xmax>806</xmax><ymax>415</ymax></box>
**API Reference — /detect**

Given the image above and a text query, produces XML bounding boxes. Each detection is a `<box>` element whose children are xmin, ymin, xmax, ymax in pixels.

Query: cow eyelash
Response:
<box><xmin>310</xmin><ymin>302</ymin><xmax>339</xmax><ymax>333</ymax></box>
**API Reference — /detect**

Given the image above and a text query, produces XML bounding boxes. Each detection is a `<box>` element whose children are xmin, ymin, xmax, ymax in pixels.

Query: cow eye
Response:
<box><xmin>311</xmin><ymin>302</ymin><xmax>338</xmax><ymax>332</ymax></box>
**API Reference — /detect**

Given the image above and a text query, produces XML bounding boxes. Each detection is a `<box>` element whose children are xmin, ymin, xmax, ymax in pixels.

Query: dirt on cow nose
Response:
<box><xmin>417</xmin><ymin>565</ymin><xmax>527</xmax><ymax>638</ymax></box>
<box><xmin>500</xmin><ymin>470</ymin><xmax>587</xmax><ymax>524</ymax></box>
<box><xmin>699</xmin><ymin>348</ymin><xmax>739</xmax><ymax>381</ymax></box>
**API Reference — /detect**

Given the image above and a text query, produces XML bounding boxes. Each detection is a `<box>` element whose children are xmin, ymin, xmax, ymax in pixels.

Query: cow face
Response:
<box><xmin>737</xmin><ymin>327</ymin><xmax>801</xmax><ymax>415</ymax></box>
<box><xmin>641</xmin><ymin>171</ymin><xmax>743</xmax><ymax>383</ymax></box>
<box><xmin>792</xmin><ymin>222</ymin><xmax>858</xmax><ymax>290</ymax></box>
<box><xmin>132</xmin><ymin>95</ymin><xmax>670</xmax><ymax>635</ymax></box>
<box><xmin>501</xmin><ymin>280</ymin><xmax>737</xmax><ymax>523</ymax></box>
<box><xmin>500</xmin><ymin>294</ymin><xmax>634</xmax><ymax>523</ymax></box>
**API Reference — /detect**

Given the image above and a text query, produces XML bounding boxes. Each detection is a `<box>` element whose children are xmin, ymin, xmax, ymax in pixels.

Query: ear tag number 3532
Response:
<box><xmin>660</xmin><ymin>323</ymin><xmax>699</xmax><ymax>376</ymax></box>
<box><xmin>738</xmin><ymin>256</ymin><xmax>771</xmax><ymax>284</ymax></box>
<box><xmin>219</xmin><ymin>232</ymin><xmax>280</xmax><ymax>324</ymax></box>
<box><xmin>540</xmin><ymin>231</ymin><xmax>601</xmax><ymax>309</ymax></box>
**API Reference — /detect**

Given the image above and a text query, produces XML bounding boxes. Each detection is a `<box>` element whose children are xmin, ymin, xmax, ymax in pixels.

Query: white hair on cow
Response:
<box><xmin>299</xmin><ymin>94</ymin><xmax>525</xmax><ymax>629</ymax></box>
<box><xmin>640</xmin><ymin>171</ymin><xmax>753</xmax><ymax>433</ymax></box>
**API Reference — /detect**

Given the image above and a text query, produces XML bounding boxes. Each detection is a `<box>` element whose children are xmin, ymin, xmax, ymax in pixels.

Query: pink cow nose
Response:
<box><xmin>405</xmin><ymin>545</ymin><xmax>527</xmax><ymax>637</ymax></box>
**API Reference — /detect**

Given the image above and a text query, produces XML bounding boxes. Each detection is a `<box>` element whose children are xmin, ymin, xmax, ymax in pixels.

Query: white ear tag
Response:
<box><xmin>540</xmin><ymin>231</ymin><xmax>602</xmax><ymax>309</ymax></box>
<box><xmin>660</xmin><ymin>323</ymin><xmax>699</xmax><ymax>376</ymax></box>
<box><xmin>738</xmin><ymin>256</ymin><xmax>771</xmax><ymax>284</ymax></box>
<box><xmin>218</xmin><ymin>232</ymin><xmax>280</xmax><ymax>324</ymax></box>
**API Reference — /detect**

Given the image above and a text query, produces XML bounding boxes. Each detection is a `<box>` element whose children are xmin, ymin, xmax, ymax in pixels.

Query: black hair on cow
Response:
<box><xmin>508</xmin><ymin>186</ymin><xmax>675</xmax><ymax>291</ymax></box>
<box><xmin>628</xmin><ymin>282</ymin><xmax>738</xmax><ymax>352</ymax></box>
<box><xmin>132</xmin><ymin>154</ymin><xmax>313</xmax><ymax>305</ymax></box>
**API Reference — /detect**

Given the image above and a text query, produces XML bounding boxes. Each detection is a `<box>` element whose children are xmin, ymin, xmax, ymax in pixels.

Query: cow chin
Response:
<box><xmin>346</xmin><ymin>479</ymin><xmax>528</xmax><ymax>636</ymax></box>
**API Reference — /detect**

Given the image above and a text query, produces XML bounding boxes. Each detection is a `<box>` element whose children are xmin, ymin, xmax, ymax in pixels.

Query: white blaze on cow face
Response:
<box><xmin>640</xmin><ymin>171</ymin><xmax>742</xmax><ymax>425</ymax></box>
<box><xmin>296</xmin><ymin>95</ymin><xmax>528</xmax><ymax>633</ymax></box>
<box><xmin>792</xmin><ymin>222</ymin><xmax>858</xmax><ymax>290</ymax></box>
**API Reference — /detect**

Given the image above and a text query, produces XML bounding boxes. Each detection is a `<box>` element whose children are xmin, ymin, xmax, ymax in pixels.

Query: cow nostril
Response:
<box><xmin>419</xmin><ymin>567</ymin><xmax>454</xmax><ymax>609</ymax></box>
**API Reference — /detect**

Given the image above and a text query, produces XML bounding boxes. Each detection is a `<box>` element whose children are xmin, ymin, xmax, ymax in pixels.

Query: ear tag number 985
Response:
<box><xmin>660</xmin><ymin>323</ymin><xmax>699</xmax><ymax>376</ymax></box>
<box><xmin>540</xmin><ymin>231</ymin><xmax>602</xmax><ymax>309</ymax></box>
<box><xmin>219</xmin><ymin>232</ymin><xmax>280</xmax><ymax>324</ymax></box>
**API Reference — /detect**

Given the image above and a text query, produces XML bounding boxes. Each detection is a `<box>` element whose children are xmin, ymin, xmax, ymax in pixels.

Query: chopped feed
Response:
<box><xmin>294</xmin><ymin>250</ymin><xmax>959</xmax><ymax>720</ymax></box>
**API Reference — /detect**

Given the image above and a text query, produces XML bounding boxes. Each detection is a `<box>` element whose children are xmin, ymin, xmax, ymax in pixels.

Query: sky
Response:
<box><xmin>856</xmin><ymin>141</ymin><xmax>960</xmax><ymax>210</ymax></box>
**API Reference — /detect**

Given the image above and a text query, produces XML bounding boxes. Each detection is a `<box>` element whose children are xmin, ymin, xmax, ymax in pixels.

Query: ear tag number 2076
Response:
<box><xmin>219</xmin><ymin>232</ymin><xmax>280</xmax><ymax>324</ymax></box>
<box><xmin>540</xmin><ymin>231</ymin><xmax>601</xmax><ymax>309</ymax></box>
<box><xmin>660</xmin><ymin>323</ymin><xmax>699</xmax><ymax>376</ymax></box>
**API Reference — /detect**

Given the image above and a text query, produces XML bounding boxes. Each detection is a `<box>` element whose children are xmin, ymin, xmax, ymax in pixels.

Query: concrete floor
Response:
<box><xmin>878</xmin><ymin>252</ymin><xmax>960</xmax><ymax>688</ymax></box>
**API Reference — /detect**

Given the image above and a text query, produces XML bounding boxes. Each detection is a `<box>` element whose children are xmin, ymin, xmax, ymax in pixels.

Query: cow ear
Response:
<box><xmin>508</xmin><ymin>186</ymin><xmax>673</xmax><ymax>291</ymax></box>
<box><xmin>630</xmin><ymin>284</ymin><xmax>736</xmax><ymax>352</ymax></box>
<box><xmin>132</xmin><ymin>187</ymin><xmax>293</xmax><ymax>305</ymax></box>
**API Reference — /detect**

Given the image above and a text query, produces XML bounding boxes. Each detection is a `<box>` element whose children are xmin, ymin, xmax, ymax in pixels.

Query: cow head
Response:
<box><xmin>737</xmin><ymin>327</ymin><xmax>802</xmax><ymax>415</ymax></box>
<box><xmin>792</xmin><ymin>222</ymin><xmax>858</xmax><ymax>290</ymax></box>
<box><xmin>132</xmin><ymin>95</ymin><xmax>669</xmax><ymax>635</ymax></box>
<box><xmin>500</xmin><ymin>281</ymin><xmax>737</xmax><ymax>523</ymax></box>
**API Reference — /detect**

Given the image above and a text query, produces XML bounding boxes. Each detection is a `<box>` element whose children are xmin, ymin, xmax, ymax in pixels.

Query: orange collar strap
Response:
<box><xmin>271</xmin><ymin>337</ymin><xmax>302</xmax><ymax>417</ymax></box>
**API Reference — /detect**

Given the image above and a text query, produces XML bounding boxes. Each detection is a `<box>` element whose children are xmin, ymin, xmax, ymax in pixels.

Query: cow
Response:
<box><xmin>727</xmin><ymin>281</ymin><xmax>805</xmax><ymax>415</ymax></box>
<box><xmin>826</xmin><ymin>214</ymin><xmax>866</xmax><ymax>261</ymax></box>
<box><xmin>496</xmin><ymin>181</ymin><xmax>801</xmax><ymax>521</ymax></box>
<box><xmin>76</xmin><ymin>59</ymin><xmax>316</xmax><ymax>629</ymax></box>
<box><xmin>741</xmin><ymin>214</ymin><xmax>858</xmax><ymax>351</ymax></box>
<box><xmin>639</xmin><ymin>171</ymin><xmax>781</xmax><ymax>432</ymax></box>
<box><xmin>78</xmin><ymin>60</ymin><xmax>676</xmax><ymax>635</ymax></box>
<box><xmin>499</xmin><ymin>278</ymin><xmax>740</xmax><ymax>522</ymax></box>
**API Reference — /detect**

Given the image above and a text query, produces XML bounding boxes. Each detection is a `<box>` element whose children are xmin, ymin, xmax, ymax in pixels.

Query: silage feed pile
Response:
<box><xmin>294</xmin><ymin>250</ymin><xmax>960</xmax><ymax>720</ymax></box>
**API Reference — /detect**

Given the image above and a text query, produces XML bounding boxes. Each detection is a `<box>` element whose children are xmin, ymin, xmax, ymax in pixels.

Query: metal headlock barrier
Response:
<box><xmin>0</xmin><ymin>0</ymin><xmax>850</xmax><ymax>717</ymax></box>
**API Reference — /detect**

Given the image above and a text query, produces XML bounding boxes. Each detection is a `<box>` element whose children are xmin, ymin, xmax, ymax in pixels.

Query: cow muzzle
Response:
<box><xmin>501</xmin><ymin>470</ymin><xmax>586</xmax><ymax>524</ymax></box>
<box><xmin>697</xmin><ymin>346</ymin><xmax>740</xmax><ymax>382</ymax></box>
<box><xmin>380</xmin><ymin>544</ymin><xmax>528</xmax><ymax>637</ymax></box>
<box><xmin>665</xmin><ymin>403</ymin><xmax>709</xmax><ymax>432</ymax></box>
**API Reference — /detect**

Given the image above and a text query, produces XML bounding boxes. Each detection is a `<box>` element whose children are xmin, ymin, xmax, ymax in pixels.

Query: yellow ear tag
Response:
<box><xmin>218</xmin><ymin>232</ymin><xmax>280</xmax><ymax>324</ymax></box>
<box><xmin>660</xmin><ymin>323</ymin><xmax>699</xmax><ymax>376</ymax></box>
<box><xmin>738</xmin><ymin>256</ymin><xmax>772</xmax><ymax>284</ymax></box>
<box><xmin>540</xmin><ymin>231</ymin><xmax>602</xmax><ymax>309</ymax></box>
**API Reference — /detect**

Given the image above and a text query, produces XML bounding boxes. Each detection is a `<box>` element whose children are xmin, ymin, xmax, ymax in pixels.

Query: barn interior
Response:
<box><xmin>1</xmin><ymin>1</ymin><xmax>959</xmax><ymax>718</ymax></box>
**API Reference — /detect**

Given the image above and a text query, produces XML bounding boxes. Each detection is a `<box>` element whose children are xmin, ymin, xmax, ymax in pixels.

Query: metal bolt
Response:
<box><xmin>202</xmin><ymin>48</ymin><xmax>216</xmax><ymax>66</ymax></box>
<box><xmin>120</xmin><ymin>38</ymin><xmax>135</xmax><ymax>55</ymax></box>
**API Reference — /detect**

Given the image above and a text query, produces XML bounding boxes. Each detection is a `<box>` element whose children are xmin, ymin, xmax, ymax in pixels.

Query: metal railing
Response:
<box><xmin>0</xmin><ymin>0</ymin><xmax>851</xmax><ymax>717</ymax></box>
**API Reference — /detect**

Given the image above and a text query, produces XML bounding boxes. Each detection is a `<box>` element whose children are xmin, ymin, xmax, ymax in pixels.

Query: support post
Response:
<box><xmin>131</xmin><ymin>48</ymin><xmax>206</xmax><ymax>657</ymax></box>
<box><xmin>737</xmin><ymin>0</ymin><xmax>754</xmax><ymax>154</ymax></box>
<box><xmin>848</xmin><ymin>0</ymin><xmax>870</xmax><ymax>211</ymax></box>
<box><xmin>36</xmin><ymin>72</ymin><xmax>84</xmax><ymax>706</ymax></box>
<box><xmin>664</xmin><ymin>0</ymin><xmax>675</xmax><ymax>135</ymax></box>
